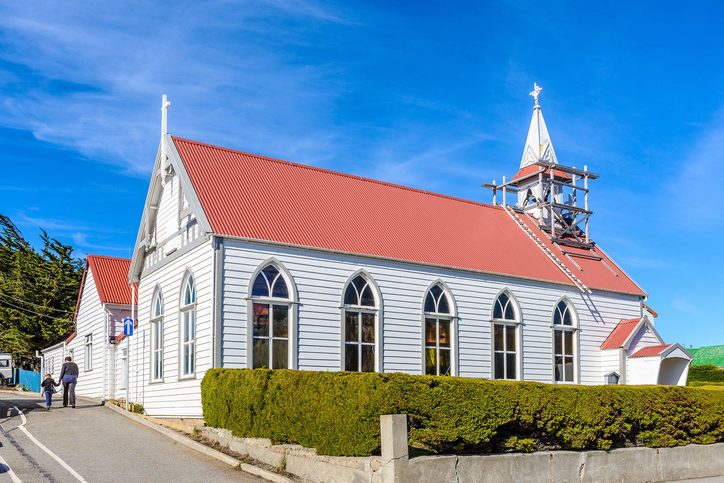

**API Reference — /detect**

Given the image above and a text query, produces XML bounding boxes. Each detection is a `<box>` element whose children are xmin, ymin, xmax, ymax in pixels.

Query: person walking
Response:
<box><xmin>58</xmin><ymin>356</ymin><xmax>79</xmax><ymax>408</ymax></box>
<box><xmin>40</xmin><ymin>373</ymin><xmax>59</xmax><ymax>410</ymax></box>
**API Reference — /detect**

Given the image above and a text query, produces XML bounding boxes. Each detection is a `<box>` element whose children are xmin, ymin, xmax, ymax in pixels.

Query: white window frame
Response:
<box><xmin>422</xmin><ymin>281</ymin><xmax>457</xmax><ymax>377</ymax></box>
<box><xmin>150</xmin><ymin>288</ymin><xmax>164</xmax><ymax>382</ymax></box>
<box><xmin>552</xmin><ymin>298</ymin><xmax>579</xmax><ymax>383</ymax></box>
<box><xmin>84</xmin><ymin>334</ymin><xmax>93</xmax><ymax>372</ymax></box>
<box><xmin>490</xmin><ymin>290</ymin><xmax>522</xmax><ymax>381</ymax></box>
<box><xmin>179</xmin><ymin>273</ymin><xmax>197</xmax><ymax>378</ymax></box>
<box><xmin>247</xmin><ymin>261</ymin><xmax>297</xmax><ymax>370</ymax></box>
<box><xmin>341</xmin><ymin>271</ymin><xmax>381</xmax><ymax>373</ymax></box>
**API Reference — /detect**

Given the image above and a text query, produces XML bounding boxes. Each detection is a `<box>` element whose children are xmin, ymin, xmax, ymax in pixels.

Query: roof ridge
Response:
<box><xmin>172</xmin><ymin>136</ymin><xmax>501</xmax><ymax>212</ymax></box>
<box><xmin>86</xmin><ymin>254</ymin><xmax>131</xmax><ymax>262</ymax></box>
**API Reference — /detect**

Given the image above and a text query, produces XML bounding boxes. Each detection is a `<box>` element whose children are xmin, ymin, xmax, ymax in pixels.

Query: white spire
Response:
<box><xmin>520</xmin><ymin>83</ymin><xmax>558</xmax><ymax>168</ymax></box>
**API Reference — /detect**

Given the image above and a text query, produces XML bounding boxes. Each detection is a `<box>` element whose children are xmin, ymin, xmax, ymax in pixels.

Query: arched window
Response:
<box><xmin>250</xmin><ymin>264</ymin><xmax>292</xmax><ymax>369</ymax></box>
<box><xmin>552</xmin><ymin>299</ymin><xmax>577</xmax><ymax>382</ymax></box>
<box><xmin>492</xmin><ymin>291</ymin><xmax>520</xmax><ymax>380</ymax></box>
<box><xmin>424</xmin><ymin>283</ymin><xmax>454</xmax><ymax>376</ymax></box>
<box><xmin>180</xmin><ymin>274</ymin><xmax>196</xmax><ymax>377</ymax></box>
<box><xmin>151</xmin><ymin>288</ymin><xmax>164</xmax><ymax>381</ymax></box>
<box><xmin>342</xmin><ymin>274</ymin><xmax>379</xmax><ymax>372</ymax></box>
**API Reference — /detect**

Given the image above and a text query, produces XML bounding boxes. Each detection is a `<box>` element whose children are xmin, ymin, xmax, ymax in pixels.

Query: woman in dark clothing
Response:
<box><xmin>41</xmin><ymin>373</ymin><xmax>59</xmax><ymax>410</ymax></box>
<box><xmin>59</xmin><ymin>356</ymin><xmax>79</xmax><ymax>408</ymax></box>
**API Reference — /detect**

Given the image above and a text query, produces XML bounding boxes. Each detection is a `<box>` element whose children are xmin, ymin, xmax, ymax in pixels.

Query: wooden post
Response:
<box><xmin>492</xmin><ymin>181</ymin><xmax>497</xmax><ymax>206</ymax></box>
<box><xmin>584</xmin><ymin>165</ymin><xmax>589</xmax><ymax>244</ymax></box>
<box><xmin>550</xmin><ymin>168</ymin><xmax>555</xmax><ymax>237</ymax></box>
<box><xmin>538</xmin><ymin>171</ymin><xmax>544</xmax><ymax>221</ymax></box>
<box><xmin>502</xmin><ymin>176</ymin><xmax>507</xmax><ymax>207</ymax></box>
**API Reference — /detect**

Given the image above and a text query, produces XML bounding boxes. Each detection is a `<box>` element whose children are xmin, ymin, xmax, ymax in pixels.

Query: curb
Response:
<box><xmin>104</xmin><ymin>402</ymin><xmax>293</xmax><ymax>483</ymax></box>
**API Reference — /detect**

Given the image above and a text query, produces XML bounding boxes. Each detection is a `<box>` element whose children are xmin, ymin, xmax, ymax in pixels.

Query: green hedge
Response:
<box><xmin>201</xmin><ymin>369</ymin><xmax>724</xmax><ymax>457</ymax></box>
<box><xmin>689</xmin><ymin>364</ymin><xmax>724</xmax><ymax>383</ymax></box>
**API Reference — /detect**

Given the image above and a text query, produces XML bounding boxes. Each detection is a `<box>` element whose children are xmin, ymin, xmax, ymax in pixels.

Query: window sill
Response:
<box><xmin>489</xmin><ymin>320</ymin><xmax>522</xmax><ymax>325</ymax></box>
<box><xmin>149</xmin><ymin>378</ymin><xmax>165</xmax><ymax>385</ymax></box>
<box><xmin>178</xmin><ymin>374</ymin><xmax>196</xmax><ymax>381</ymax></box>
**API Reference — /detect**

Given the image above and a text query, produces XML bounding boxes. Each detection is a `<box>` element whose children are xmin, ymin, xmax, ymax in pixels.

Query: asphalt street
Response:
<box><xmin>0</xmin><ymin>390</ymin><xmax>265</xmax><ymax>483</ymax></box>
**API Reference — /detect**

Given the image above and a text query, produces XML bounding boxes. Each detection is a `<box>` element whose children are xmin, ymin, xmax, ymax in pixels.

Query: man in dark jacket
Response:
<box><xmin>58</xmin><ymin>356</ymin><xmax>79</xmax><ymax>408</ymax></box>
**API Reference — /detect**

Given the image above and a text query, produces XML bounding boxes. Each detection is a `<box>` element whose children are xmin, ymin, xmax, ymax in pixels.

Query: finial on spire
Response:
<box><xmin>529</xmin><ymin>82</ymin><xmax>542</xmax><ymax>108</ymax></box>
<box><xmin>161</xmin><ymin>94</ymin><xmax>171</xmax><ymax>136</ymax></box>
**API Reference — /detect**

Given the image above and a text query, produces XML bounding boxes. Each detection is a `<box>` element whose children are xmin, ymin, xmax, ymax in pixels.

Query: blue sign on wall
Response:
<box><xmin>123</xmin><ymin>317</ymin><xmax>134</xmax><ymax>337</ymax></box>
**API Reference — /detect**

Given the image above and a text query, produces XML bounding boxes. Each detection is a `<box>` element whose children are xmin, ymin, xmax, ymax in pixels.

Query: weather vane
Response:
<box><xmin>530</xmin><ymin>82</ymin><xmax>542</xmax><ymax>108</ymax></box>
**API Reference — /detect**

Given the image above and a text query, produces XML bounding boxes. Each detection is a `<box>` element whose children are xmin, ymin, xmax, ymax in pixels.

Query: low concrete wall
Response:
<box><xmin>201</xmin><ymin>427</ymin><xmax>383</xmax><ymax>483</ymax></box>
<box><xmin>399</xmin><ymin>444</ymin><xmax>724</xmax><ymax>483</ymax></box>
<box><xmin>204</xmin><ymin>416</ymin><xmax>724</xmax><ymax>483</ymax></box>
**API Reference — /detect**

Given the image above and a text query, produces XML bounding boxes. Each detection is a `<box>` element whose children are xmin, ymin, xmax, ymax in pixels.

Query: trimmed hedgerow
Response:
<box><xmin>689</xmin><ymin>364</ymin><xmax>724</xmax><ymax>383</ymax></box>
<box><xmin>201</xmin><ymin>369</ymin><xmax>724</xmax><ymax>457</ymax></box>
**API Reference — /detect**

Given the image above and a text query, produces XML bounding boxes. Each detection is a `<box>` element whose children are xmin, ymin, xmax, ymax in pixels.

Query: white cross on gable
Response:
<box><xmin>161</xmin><ymin>94</ymin><xmax>171</xmax><ymax>136</ymax></box>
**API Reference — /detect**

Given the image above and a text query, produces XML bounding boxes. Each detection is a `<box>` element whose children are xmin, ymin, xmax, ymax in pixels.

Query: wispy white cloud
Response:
<box><xmin>13</xmin><ymin>211</ymin><xmax>130</xmax><ymax>235</ymax></box>
<box><xmin>70</xmin><ymin>232</ymin><xmax>130</xmax><ymax>254</ymax></box>
<box><xmin>669</xmin><ymin>108</ymin><xmax>724</xmax><ymax>225</ymax></box>
<box><xmin>0</xmin><ymin>0</ymin><xmax>350</xmax><ymax>176</ymax></box>
<box><xmin>12</xmin><ymin>211</ymin><xmax>133</xmax><ymax>255</ymax></box>
<box><xmin>0</xmin><ymin>1</ymin><xmax>508</xmax><ymax>197</ymax></box>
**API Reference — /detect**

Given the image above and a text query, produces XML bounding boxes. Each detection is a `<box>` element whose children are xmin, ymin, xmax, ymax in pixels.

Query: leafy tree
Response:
<box><xmin>0</xmin><ymin>215</ymin><xmax>83</xmax><ymax>368</ymax></box>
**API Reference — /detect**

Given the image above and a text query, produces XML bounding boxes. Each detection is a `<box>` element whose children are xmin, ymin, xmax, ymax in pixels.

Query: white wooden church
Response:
<box><xmin>44</xmin><ymin>87</ymin><xmax>691</xmax><ymax>417</ymax></box>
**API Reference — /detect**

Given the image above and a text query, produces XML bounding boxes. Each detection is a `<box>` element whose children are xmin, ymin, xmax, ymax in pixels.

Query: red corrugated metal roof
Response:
<box><xmin>630</xmin><ymin>344</ymin><xmax>671</xmax><ymax>358</ymax></box>
<box><xmin>601</xmin><ymin>318</ymin><xmax>643</xmax><ymax>349</ymax></box>
<box><xmin>86</xmin><ymin>255</ymin><xmax>133</xmax><ymax>305</ymax></box>
<box><xmin>511</xmin><ymin>164</ymin><xmax>571</xmax><ymax>182</ymax></box>
<box><xmin>173</xmin><ymin>136</ymin><xmax>645</xmax><ymax>296</ymax></box>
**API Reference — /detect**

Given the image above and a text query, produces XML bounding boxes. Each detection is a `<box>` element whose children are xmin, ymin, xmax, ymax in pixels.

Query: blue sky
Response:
<box><xmin>1</xmin><ymin>1</ymin><xmax>722</xmax><ymax>347</ymax></box>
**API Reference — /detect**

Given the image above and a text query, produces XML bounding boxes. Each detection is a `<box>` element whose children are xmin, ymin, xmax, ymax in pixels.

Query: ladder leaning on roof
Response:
<box><xmin>504</xmin><ymin>205</ymin><xmax>592</xmax><ymax>294</ymax></box>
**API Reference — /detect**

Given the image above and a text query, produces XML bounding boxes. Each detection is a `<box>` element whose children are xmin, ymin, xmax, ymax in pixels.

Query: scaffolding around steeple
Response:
<box><xmin>484</xmin><ymin>83</ymin><xmax>598</xmax><ymax>250</ymax></box>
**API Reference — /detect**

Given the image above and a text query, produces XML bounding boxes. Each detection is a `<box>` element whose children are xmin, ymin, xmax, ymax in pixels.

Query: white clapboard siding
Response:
<box><xmin>600</xmin><ymin>349</ymin><xmax>621</xmax><ymax>381</ymax></box>
<box><xmin>129</xmin><ymin>238</ymin><xmax>214</xmax><ymax>417</ymax></box>
<box><xmin>67</xmin><ymin>268</ymin><xmax>106</xmax><ymax>398</ymax></box>
<box><xmin>221</xmin><ymin>239</ymin><xmax>642</xmax><ymax>386</ymax></box>
<box><xmin>624</xmin><ymin>325</ymin><xmax>663</xmax><ymax>377</ymax></box>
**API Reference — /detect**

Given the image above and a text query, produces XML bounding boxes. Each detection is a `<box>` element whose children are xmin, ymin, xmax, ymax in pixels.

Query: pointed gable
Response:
<box><xmin>86</xmin><ymin>255</ymin><xmax>133</xmax><ymax>305</ymax></box>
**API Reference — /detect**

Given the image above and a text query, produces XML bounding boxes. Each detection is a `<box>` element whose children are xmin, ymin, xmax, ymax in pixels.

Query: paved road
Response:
<box><xmin>0</xmin><ymin>391</ymin><xmax>265</xmax><ymax>483</ymax></box>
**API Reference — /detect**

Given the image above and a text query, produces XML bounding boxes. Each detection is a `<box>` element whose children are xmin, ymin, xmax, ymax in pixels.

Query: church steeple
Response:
<box><xmin>520</xmin><ymin>83</ymin><xmax>558</xmax><ymax>168</ymax></box>
<box><xmin>483</xmin><ymin>83</ymin><xmax>599</xmax><ymax>250</ymax></box>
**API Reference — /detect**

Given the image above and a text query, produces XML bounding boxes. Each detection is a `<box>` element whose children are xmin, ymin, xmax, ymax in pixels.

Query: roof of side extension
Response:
<box><xmin>85</xmin><ymin>255</ymin><xmax>133</xmax><ymax>306</ymax></box>
<box><xmin>600</xmin><ymin>318</ymin><xmax>643</xmax><ymax>349</ymax></box>
<box><xmin>172</xmin><ymin>136</ymin><xmax>645</xmax><ymax>296</ymax></box>
<box><xmin>630</xmin><ymin>344</ymin><xmax>672</xmax><ymax>358</ymax></box>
